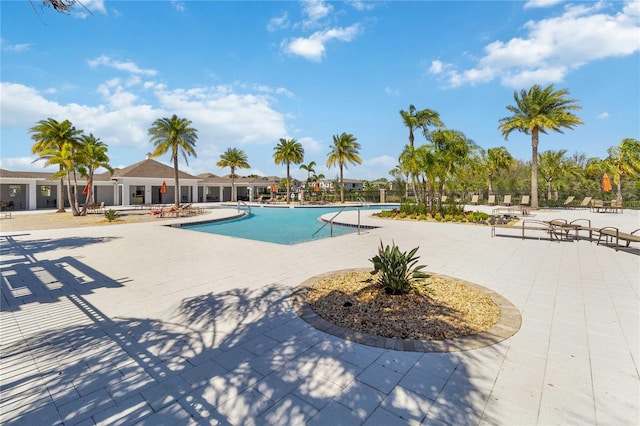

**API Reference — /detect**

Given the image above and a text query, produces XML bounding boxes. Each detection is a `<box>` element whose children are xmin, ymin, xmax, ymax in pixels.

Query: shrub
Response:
<box><xmin>104</xmin><ymin>209</ymin><xmax>120</xmax><ymax>222</ymax></box>
<box><xmin>398</xmin><ymin>212</ymin><xmax>406</xmax><ymax>219</ymax></box>
<box><xmin>369</xmin><ymin>241</ymin><xmax>429</xmax><ymax>295</ymax></box>
<box><xmin>434</xmin><ymin>213</ymin><xmax>442</xmax><ymax>221</ymax></box>
<box><xmin>454</xmin><ymin>214</ymin><xmax>465</xmax><ymax>222</ymax></box>
<box><xmin>444</xmin><ymin>214</ymin><xmax>454</xmax><ymax>222</ymax></box>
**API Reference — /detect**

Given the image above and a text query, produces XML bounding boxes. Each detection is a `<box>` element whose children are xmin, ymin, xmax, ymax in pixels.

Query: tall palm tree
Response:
<box><xmin>429</xmin><ymin>128</ymin><xmax>473</xmax><ymax>206</ymax></box>
<box><xmin>217</xmin><ymin>147</ymin><xmax>250</xmax><ymax>202</ymax></box>
<box><xmin>538</xmin><ymin>149</ymin><xmax>568</xmax><ymax>201</ymax></box>
<box><xmin>399</xmin><ymin>104</ymin><xmax>443</xmax><ymax>147</ymax></box>
<box><xmin>299</xmin><ymin>161</ymin><xmax>317</xmax><ymax>191</ymax></box>
<box><xmin>273</xmin><ymin>138</ymin><xmax>304</xmax><ymax>204</ymax></box>
<box><xmin>327</xmin><ymin>133</ymin><xmax>362</xmax><ymax>203</ymax></box>
<box><xmin>148</xmin><ymin>115</ymin><xmax>198</xmax><ymax>208</ymax></box>
<box><xmin>486</xmin><ymin>146</ymin><xmax>514</xmax><ymax>194</ymax></box>
<box><xmin>29</xmin><ymin>118</ymin><xmax>82</xmax><ymax>212</ymax></box>
<box><xmin>498</xmin><ymin>84</ymin><xmax>583</xmax><ymax>209</ymax></box>
<box><xmin>77</xmin><ymin>134</ymin><xmax>112</xmax><ymax>214</ymax></box>
<box><xmin>606</xmin><ymin>138</ymin><xmax>640</xmax><ymax>201</ymax></box>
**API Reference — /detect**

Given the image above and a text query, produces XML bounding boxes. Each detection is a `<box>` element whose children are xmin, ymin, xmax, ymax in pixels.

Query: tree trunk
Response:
<box><xmin>286</xmin><ymin>163</ymin><xmax>291</xmax><ymax>204</ymax></box>
<box><xmin>173</xmin><ymin>154</ymin><xmax>180</xmax><ymax>207</ymax></box>
<box><xmin>339</xmin><ymin>165</ymin><xmax>345</xmax><ymax>203</ymax></box>
<box><xmin>56</xmin><ymin>167</ymin><xmax>66</xmax><ymax>212</ymax></box>
<box><xmin>231</xmin><ymin>166</ymin><xmax>236</xmax><ymax>202</ymax></box>
<box><xmin>530</xmin><ymin>128</ymin><xmax>539</xmax><ymax>209</ymax></box>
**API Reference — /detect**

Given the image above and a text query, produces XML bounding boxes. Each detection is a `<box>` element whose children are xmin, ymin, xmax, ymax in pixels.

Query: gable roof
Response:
<box><xmin>109</xmin><ymin>158</ymin><xmax>197</xmax><ymax>179</ymax></box>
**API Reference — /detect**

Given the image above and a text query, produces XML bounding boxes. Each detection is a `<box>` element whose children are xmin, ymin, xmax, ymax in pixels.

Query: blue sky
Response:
<box><xmin>1</xmin><ymin>0</ymin><xmax>639</xmax><ymax>181</ymax></box>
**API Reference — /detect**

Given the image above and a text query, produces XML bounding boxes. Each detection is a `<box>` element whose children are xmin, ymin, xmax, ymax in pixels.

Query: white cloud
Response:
<box><xmin>88</xmin><ymin>56</ymin><xmax>158</xmax><ymax>76</ymax></box>
<box><xmin>1</xmin><ymin>39</ymin><xmax>30</xmax><ymax>52</ymax></box>
<box><xmin>267</xmin><ymin>12</ymin><xmax>289</xmax><ymax>32</ymax></box>
<box><xmin>301</xmin><ymin>0</ymin><xmax>333</xmax><ymax>27</ymax></box>
<box><xmin>524</xmin><ymin>0</ymin><xmax>565</xmax><ymax>9</ymax></box>
<box><xmin>597</xmin><ymin>112</ymin><xmax>610</xmax><ymax>119</ymax></box>
<box><xmin>431</xmin><ymin>2</ymin><xmax>640</xmax><ymax>88</ymax></box>
<box><xmin>171</xmin><ymin>1</ymin><xmax>186</xmax><ymax>12</ymax></box>
<box><xmin>71</xmin><ymin>0</ymin><xmax>106</xmax><ymax>18</ymax></box>
<box><xmin>283</xmin><ymin>24</ymin><xmax>361</xmax><ymax>61</ymax></box>
<box><xmin>348</xmin><ymin>1</ymin><xmax>376</xmax><ymax>12</ymax></box>
<box><xmin>384</xmin><ymin>87</ymin><xmax>400</xmax><ymax>96</ymax></box>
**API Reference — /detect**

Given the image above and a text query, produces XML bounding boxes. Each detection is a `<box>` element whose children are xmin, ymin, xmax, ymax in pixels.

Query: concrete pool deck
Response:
<box><xmin>1</xmin><ymin>205</ymin><xmax>638</xmax><ymax>425</ymax></box>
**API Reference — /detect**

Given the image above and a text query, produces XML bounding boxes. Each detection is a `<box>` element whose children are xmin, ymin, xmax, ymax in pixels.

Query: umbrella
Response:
<box><xmin>271</xmin><ymin>183</ymin><xmax>277</xmax><ymax>193</ymax></box>
<box><xmin>314</xmin><ymin>181</ymin><xmax>320</xmax><ymax>192</ymax></box>
<box><xmin>160</xmin><ymin>181</ymin><xmax>167</xmax><ymax>194</ymax></box>
<box><xmin>82</xmin><ymin>180</ymin><xmax>91</xmax><ymax>196</ymax></box>
<box><xmin>602</xmin><ymin>173</ymin><xmax>612</xmax><ymax>192</ymax></box>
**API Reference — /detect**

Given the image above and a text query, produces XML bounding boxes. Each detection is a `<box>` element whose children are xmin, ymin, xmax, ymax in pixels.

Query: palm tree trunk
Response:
<box><xmin>531</xmin><ymin>128</ymin><xmax>539</xmax><ymax>209</ymax></box>
<box><xmin>339</xmin><ymin>165</ymin><xmax>345</xmax><ymax>203</ymax></box>
<box><xmin>286</xmin><ymin>163</ymin><xmax>291</xmax><ymax>204</ymax></box>
<box><xmin>173</xmin><ymin>155</ymin><xmax>180</xmax><ymax>207</ymax></box>
<box><xmin>57</xmin><ymin>169</ymin><xmax>65</xmax><ymax>213</ymax></box>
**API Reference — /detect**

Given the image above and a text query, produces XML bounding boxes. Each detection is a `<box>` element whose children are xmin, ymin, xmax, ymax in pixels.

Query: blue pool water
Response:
<box><xmin>181</xmin><ymin>205</ymin><xmax>390</xmax><ymax>245</ymax></box>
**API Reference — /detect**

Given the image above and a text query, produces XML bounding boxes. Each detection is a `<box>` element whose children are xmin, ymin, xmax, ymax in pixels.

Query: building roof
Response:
<box><xmin>108</xmin><ymin>159</ymin><xmax>198</xmax><ymax>179</ymax></box>
<box><xmin>0</xmin><ymin>169</ymin><xmax>55</xmax><ymax>179</ymax></box>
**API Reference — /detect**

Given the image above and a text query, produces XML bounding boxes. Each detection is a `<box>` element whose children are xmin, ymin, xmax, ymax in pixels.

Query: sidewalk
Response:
<box><xmin>1</xmin><ymin>206</ymin><xmax>638</xmax><ymax>425</ymax></box>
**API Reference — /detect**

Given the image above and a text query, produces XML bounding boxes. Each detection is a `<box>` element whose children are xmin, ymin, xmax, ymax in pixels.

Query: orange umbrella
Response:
<box><xmin>602</xmin><ymin>173</ymin><xmax>612</xmax><ymax>192</ymax></box>
<box><xmin>271</xmin><ymin>183</ymin><xmax>277</xmax><ymax>193</ymax></box>
<box><xmin>82</xmin><ymin>180</ymin><xmax>91</xmax><ymax>195</ymax></box>
<box><xmin>314</xmin><ymin>181</ymin><xmax>320</xmax><ymax>192</ymax></box>
<box><xmin>160</xmin><ymin>181</ymin><xmax>167</xmax><ymax>194</ymax></box>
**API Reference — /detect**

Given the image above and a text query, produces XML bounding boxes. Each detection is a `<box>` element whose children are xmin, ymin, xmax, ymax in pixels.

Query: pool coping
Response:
<box><xmin>291</xmin><ymin>268</ymin><xmax>522</xmax><ymax>353</ymax></box>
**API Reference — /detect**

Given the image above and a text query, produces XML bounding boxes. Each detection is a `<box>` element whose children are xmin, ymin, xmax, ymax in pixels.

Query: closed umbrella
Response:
<box><xmin>271</xmin><ymin>183</ymin><xmax>277</xmax><ymax>194</ymax></box>
<box><xmin>602</xmin><ymin>173</ymin><xmax>612</xmax><ymax>193</ymax></box>
<box><xmin>82</xmin><ymin>180</ymin><xmax>91</xmax><ymax>196</ymax></box>
<box><xmin>160</xmin><ymin>181</ymin><xmax>167</xmax><ymax>202</ymax></box>
<box><xmin>314</xmin><ymin>181</ymin><xmax>320</xmax><ymax>192</ymax></box>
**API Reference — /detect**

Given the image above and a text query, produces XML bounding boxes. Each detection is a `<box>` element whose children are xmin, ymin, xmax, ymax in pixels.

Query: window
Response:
<box><xmin>41</xmin><ymin>186</ymin><xmax>51</xmax><ymax>197</ymax></box>
<box><xmin>9</xmin><ymin>186</ymin><xmax>20</xmax><ymax>198</ymax></box>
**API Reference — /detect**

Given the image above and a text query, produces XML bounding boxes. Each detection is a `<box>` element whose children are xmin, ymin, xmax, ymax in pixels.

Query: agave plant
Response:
<box><xmin>369</xmin><ymin>240</ymin><xmax>429</xmax><ymax>295</ymax></box>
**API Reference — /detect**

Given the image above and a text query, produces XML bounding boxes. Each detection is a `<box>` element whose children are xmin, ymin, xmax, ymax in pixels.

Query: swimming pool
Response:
<box><xmin>181</xmin><ymin>205</ymin><xmax>390</xmax><ymax>245</ymax></box>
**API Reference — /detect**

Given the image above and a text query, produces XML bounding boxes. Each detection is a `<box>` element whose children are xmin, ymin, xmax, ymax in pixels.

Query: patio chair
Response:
<box><xmin>502</xmin><ymin>195</ymin><xmax>512</xmax><ymax>206</ymax></box>
<box><xmin>519</xmin><ymin>195</ymin><xmax>530</xmax><ymax>214</ymax></box>
<box><xmin>609</xmin><ymin>199</ymin><xmax>623</xmax><ymax>213</ymax></box>
<box><xmin>590</xmin><ymin>199</ymin><xmax>604</xmax><ymax>213</ymax></box>
<box><xmin>470</xmin><ymin>194</ymin><xmax>479</xmax><ymax>205</ymax></box>
<box><xmin>487</xmin><ymin>194</ymin><xmax>496</xmax><ymax>206</ymax></box>
<box><xmin>577</xmin><ymin>196</ymin><xmax>592</xmax><ymax>209</ymax></box>
<box><xmin>563</xmin><ymin>196</ymin><xmax>575</xmax><ymax>208</ymax></box>
<box><xmin>441</xmin><ymin>195</ymin><xmax>448</xmax><ymax>204</ymax></box>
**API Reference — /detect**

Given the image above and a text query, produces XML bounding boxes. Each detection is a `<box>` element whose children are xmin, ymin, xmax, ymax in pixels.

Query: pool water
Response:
<box><xmin>182</xmin><ymin>205</ymin><xmax>388</xmax><ymax>245</ymax></box>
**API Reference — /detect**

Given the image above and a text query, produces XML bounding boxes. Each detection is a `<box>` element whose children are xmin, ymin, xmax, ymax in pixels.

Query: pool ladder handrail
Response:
<box><xmin>237</xmin><ymin>200</ymin><xmax>251</xmax><ymax>215</ymax></box>
<box><xmin>356</xmin><ymin>196</ymin><xmax>369</xmax><ymax>207</ymax></box>
<box><xmin>312</xmin><ymin>206</ymin><xmax>361</xmax><ymax>237</ymax></box>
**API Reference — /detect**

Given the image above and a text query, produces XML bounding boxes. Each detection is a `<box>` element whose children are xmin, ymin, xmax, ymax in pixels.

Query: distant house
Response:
<box><xmin>0</xmin><ymin>157</ymin><xmax>367</xmax><ymax>210</ymax></box>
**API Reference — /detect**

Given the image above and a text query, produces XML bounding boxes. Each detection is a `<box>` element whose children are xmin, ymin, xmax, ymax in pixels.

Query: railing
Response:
<box><xmin>356</xmin><ymin>196</ymin><xmax>369</xmax><ymax>207</ymax></box>
<box><xmin>312</xmin><ymin>206</ymin><xmax>361</xmax><ymax>238</ymax></box>
<box><xmin>237</xmin><ymin>200</ymin><xmax>251</xmax><ymax>215</ymax></box>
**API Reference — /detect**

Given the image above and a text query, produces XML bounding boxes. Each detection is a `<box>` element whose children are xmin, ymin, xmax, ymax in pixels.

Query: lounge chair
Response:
<box><xmin>487</xmin><ymin>194</ymin><xmax>496</xmax><ymax>206</ymax></box>
<box><xmin>590</xmin><ymin>199</ymin><xmax>604</xmax><ymax>213</ymax></box>
<box><xmin>519</xmin><ymin>195</ymin><xmax>530</xmax><ymax>215</ymax></box>
<box><xmin>597</xmin><ymin>227</ymin><xmax>640</xmax><ymax>251</ymax></box>
<box><xmin>441</xmin><ymin>195</ymin><xmax>448</xmax><ymax>204</ymax></box>
<box><xmin>562</xmin><ymin>196</ymin><xmax>575</xmax><ymax>208</ymax></box>
<box><xmin>470</xmin><ymin>194</ymin><xmax>479</xmax><ymax>205</ymax></box>
<box><xmin>609</xmin><ymin>199</ymin><xmax>623</xmax><ymax>213</ymax></box>
<box><xmin>577</xmin><ymin>196</ymin><xmax>592</xmax><ymax>209</ymax></box>
<box><xmin>502</xmin><ymin>195</ymin><xmax>512</xmax><ymax>206</ymax></box>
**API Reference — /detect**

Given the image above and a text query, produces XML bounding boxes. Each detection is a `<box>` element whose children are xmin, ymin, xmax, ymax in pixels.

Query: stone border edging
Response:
<box><xmin>291</xmin><ymin>268</ymin><xmax>522</xmax><ymax>353</ymax></box>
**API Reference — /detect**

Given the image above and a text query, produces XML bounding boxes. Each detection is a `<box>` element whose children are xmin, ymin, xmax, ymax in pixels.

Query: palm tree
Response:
<box><xmin>429</xmin><ymin>128</ymin><xmax>473</xmax><ymax>207</ymax></box>
<box><xmin>538</xmin><ymin>149</ymin><xmax>568</xmax><ymax>201</ymax></box>
<box><xmin>327</xmin><ymin>133</ymin><xmax>362</xmax><ymax>203</ymax></box>
<box><xmin>498</xmin><ymin>84</ymin><xmax>583</xmax><ymax>209</ymax></box>
<box><xmin>486</xmin><ymin>146</ymin><xmax>514</xmax><ymax>194</ymax></box>
<box><xmin>273</xmin><ymin>138</ymin><xmax>304</xmax><ymax>204</ymax></box>
<box><xmin>299</xmin><ymin>161</ymin><xmax>317</xmax><ymax>191</ymax></box>
<box><xmin>217</xmin><ymin>147</ymin><xmax>250</xmax><ymax>202</ymax></box>
<box><xmin>606</xmin><ymin>138</ymin><xmax>640</xmax><ymax>201</ymax></box>
<box><xmin>76</xmin><ymin>134</ymin><xmax>112</xmax><ymax>215</ymax></box>
<box><xmin>29</xmin><ymin>118</ymin><xmax>83</xmax><ymax>213</ymax></box>
<box><xmin>399</xmin><ymin>104</ymin><xmax>443</xmax><ymax>147</ymax></box>
<box><xmin>148</xmin><ymin>115</ymin><xmax>198</xmax><ymax>208</ymax></box>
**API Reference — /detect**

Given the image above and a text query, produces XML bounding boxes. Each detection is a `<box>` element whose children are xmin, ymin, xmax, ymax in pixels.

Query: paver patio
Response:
<box><xmin>1</xmin><ymin>205</ymin><xmax>638</xmax><ymax>425</ymax></box>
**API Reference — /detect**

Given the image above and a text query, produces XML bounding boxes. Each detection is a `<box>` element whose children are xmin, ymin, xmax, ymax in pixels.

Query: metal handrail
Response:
<box><xmin>237</xmin><ymin>200</ymin><xmax>251</xmax><ymax>214</ymax></box>
<box><xmin>312</xmin><ymin>206</ymin><xmax>362</xmax><ymax>237</ymax></box>
<box><xmin>356</xmin><ymin>196</ymin><xmax>369</xmax><ymax>206</ymax></box>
